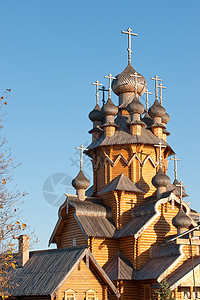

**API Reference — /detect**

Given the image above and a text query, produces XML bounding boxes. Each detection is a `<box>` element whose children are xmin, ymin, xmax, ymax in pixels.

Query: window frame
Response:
<box><xmin>64</xmin><ymin>289</ymin><xmax>77</xmax><ymax>300</ymax></box>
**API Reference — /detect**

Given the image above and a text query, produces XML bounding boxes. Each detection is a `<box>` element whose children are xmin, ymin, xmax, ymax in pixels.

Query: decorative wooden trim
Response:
<box><xmin>93</xmin><ymin>152</ymin><xmax>160</xmax><ymax>169</ymax></box>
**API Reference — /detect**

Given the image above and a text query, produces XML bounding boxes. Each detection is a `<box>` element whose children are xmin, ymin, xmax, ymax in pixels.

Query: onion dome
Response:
<box><xmin>162</xmin><ymin>112</ymin><xmax>170</xmax><ymax>124</ymax></box>
<box><xmin>148</xmin><ymin>99</ymin><xmax>166</xmax><ymax>118</ymax></box>
<box><xmin>152</xmin><ymin>167</ymin><xmax>170</xmax><ymax>188</ymax></box>
<box><xmin>102</xmin><ymin>98</ymin><xmax>118</xmax><ymax>117</ymax></box>
<box><xmin>72</xmin><ymin>170</ymin><xmax>90</xmax><ymax>190</ymax></box>
<box><xmin>142</xmin><ymin>112</ymin><xmax>153</xmax><ymax>127</ymax></box>
<box><xmin>127</xmin><ymin>95</ymin><xmax>145</xmax><ymax>115</ymax></box>
<box><xmin>89</xmin><ymin>104</ymin><xmax>102</xmax><ymax>122</ymax></box>
<box><xmin>112</xmin><ymin>64</ymin><xmax>147</xmax><ymax>96</ymax></box>
<box><xmin>172</xmin><ymin>206</ymin><xmax>192</xmax><ymax>230</ymax></box>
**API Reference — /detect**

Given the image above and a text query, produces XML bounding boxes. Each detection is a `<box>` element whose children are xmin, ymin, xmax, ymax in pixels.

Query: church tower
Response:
<box><xmin>50</xmin><ymin>28</ymin><xmax>200</xmax><ymax>300</ymax></box>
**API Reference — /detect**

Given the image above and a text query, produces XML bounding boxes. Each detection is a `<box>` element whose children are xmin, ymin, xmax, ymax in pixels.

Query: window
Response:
<box><xmin>182</xmin><ymin>287</ymin><xmax>191</xmax><ymax>299</ymax></box>
<box><xmin>85</xmin><ymin>289</ymin><xmax>97</xmax><ymax>300</ymax></box>
<box><xmin>65</xmin><ymin>289</ymin><xmax>76</xmax><ymax>300</ymax></box>
<box><xmin>73</xmin><ymin>238</ymin><xmax>76</xmax><ymax>246</ymax></box>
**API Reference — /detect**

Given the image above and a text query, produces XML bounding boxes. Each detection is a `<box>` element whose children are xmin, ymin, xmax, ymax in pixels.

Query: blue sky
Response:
<box><xmin>0</xmin><ymin>0</ymin><xmax>200</xmax><ymax>250</ymax></box>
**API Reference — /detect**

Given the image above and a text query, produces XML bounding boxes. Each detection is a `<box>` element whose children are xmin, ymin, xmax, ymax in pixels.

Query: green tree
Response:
<box><xmin>155</xmin><ymin>279</ymin><xmax>175</xmax><ymax>300</ymax></box>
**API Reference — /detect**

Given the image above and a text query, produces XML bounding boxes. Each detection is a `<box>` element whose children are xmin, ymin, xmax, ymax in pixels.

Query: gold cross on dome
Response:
<box><xmin>170</xmin><ymin>155</ymin><xmax>181</xmax><ymax>181</ymax></box>
<box><xmin>154</xmin><ymin>141</ymin><xmax>166</xmax><ymax>167</ymax></box>
<box><xmin>91</xmin><ymin>80</ymin><xmax>103</xmax><ymax>105</ymax></box>
<box><xmin>176</xmin><ymin>181</ymin><xmax>187</xmax><ymax>206</ymax></box>
<box><xmin>158</xmin><ymin>83</ymin><xmax>166</xmax><ymax>106</ymax></box>
<box><xmin>121</xmin><ymin>27</ymin><xmax>138</xmax><ymax>64</ymax></box>
<box><xmin>75</xmin><ymin>144</ymin><xmax>88</xmax><ymax>171</ymax></box>
<box><xmin>130</xmin><ymin>72</ymin><xmax>142</xmax><ymax>95</ymax></box>
<box><xmin>104</xmin><ymin>73</ymin><xmax>116</xmax><ymax>98</ymax></box>
<box><xmin>99</xmin><ymin>86</ymin><xmax>109</xmax><ymax>105</ymax></box>
<box><xmin>144</xmin><ymin>89</ymin><xmax>153</xmax><ymax>111</ymax></box>
<box><xmin>150</xmin><ymin>75</ymin><xmax>162</xmax><ymax>101</ymax></box>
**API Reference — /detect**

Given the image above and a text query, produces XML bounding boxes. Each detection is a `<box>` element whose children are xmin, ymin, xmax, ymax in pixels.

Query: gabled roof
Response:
<box><xmin>98</xmin><ymin>174</ymin><xmax>145</xmax><ymax>195</ymax></box>
<box><xmin>103</xmin><ymin>251</ymin><xmax>135</xmax><ymax>280</ymax></box>
<box><xmin>9</xmin><ymin>247</ymin><xmax>120</xmax><ymax>298</ymax></box>
<box><xmin>166</xmin><ymin>256</ymin><xmax>200</xmax><ymax>290</ymax></box>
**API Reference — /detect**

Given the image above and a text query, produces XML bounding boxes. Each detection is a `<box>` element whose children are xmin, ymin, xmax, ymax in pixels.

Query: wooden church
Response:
<box><xmin>10</xmin><ymin>28</ymin><xmax>200</xmax><ymax>300</ymax></box>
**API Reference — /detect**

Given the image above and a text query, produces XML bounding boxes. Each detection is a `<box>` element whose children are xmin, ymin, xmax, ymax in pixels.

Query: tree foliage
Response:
<box><xmin>0</xmin><ymin>89</ymin><xmax>28</xmax><ymax>298</ymax></box>
<box><xmin>155</xmin><ymin>279</ymin><xmax>175</xmax><ymax>300</ymax></box>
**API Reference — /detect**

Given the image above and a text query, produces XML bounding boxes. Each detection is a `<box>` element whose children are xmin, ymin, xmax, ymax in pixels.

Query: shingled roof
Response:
<box><xmin>98</xmin><ymin>174</ymin><xmax>145</xmax><ymax>195</ymax></box>
<box><xmin>8</xmin><ymin>247</ymin><xmax>120</xmax><ymax>298</ymax></box>
<box><xmin>86</xmin><ymin>127</ymin><xmax>174</xmax><ymax>155</ymax></box>
<box><xmin>103</xmin><ymin>251</ymin><xmax>135</xmax><ymax>280</ymax></box>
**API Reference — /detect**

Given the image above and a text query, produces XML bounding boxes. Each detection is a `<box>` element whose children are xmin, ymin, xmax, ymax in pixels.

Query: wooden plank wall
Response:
<box><xmin>57</xmin><ymin>259</ymin><xmax>104</xmax><ymax>300</ymax></box>
<box><xmin>59</xmin><ymin>206</ymin><xmax>88</xmax><ymax>248</ymax></box>
<box><xmin>119</xmin><ymin>237</ymin><xmax>134</xmax><ymax>265</ymax></box>
<box><xmin>138</xmin><ymin>202</ymin><xmax>180</xmax><ymax>268</ymax></box>
<box><xmin>91</xmin><ymin>237</ymin><xmax>118</xmax><ymax>267</ymax></box>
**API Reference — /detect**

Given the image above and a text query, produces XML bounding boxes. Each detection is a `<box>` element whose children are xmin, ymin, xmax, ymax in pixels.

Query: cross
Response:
<box><xmin>104</xmin><ymin>73</ymin><xmax>116</xmax><ymax>98</ymax></box>
<box><xmin>75</xmin><ymin>144</ymin><xmax>88</xmax><ymax>171</ymax></box>
<box><xmin>91</xmin><ymin>80</ymin><xmax>103</xmax><ymax>105</ymax></box>
<box><xmin>130</xmin><ymin>72</ymin><xmax>142</xmax><ymax>95</ymax></box>
<box><xmin>170</xmin><ymin>155</ymin><xmax>180</xmax><ymax>181</ymax></box>
<box><xmin>99</xmin><ymin>86</ymin><xmax>109</xmax><ymax>105</ymax></box>
<box><xmin>150</xmin><ymin>75</ymin><xmax>162</xmax><ymax>101</ymax></box>
<box><xmin>176</xmin><ymin>181</ymin><xmax>187</xmax><ymax>206</ymax></box>
<box><xmin>158</xmin><ymin>83</ymin><xmax>166</xmax><ymax>106</ymax></box>
<box><xmin>144</xmin><ymin>89</ymin><xmax>153</xmax><ymax>111</ymax></box>
<box><xmin>154</xmin><ymin>141</ymin><xmax>166</xmax><ymax>167</ymax></box>
<box><xmin>121</xmin><ymin>27</ymin><xmax>138</xmax><ymax>64</ymax></box>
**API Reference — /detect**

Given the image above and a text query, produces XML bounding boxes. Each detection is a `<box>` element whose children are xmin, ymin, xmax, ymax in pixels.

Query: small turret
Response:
<box><xmin>72</xmin><ymin>170</ymin><xmax>90</xmax><ymax>201</ymax></box>
<box><xmin>72</xmin><ymin>144</ymin><xmax>90</xmax><ymax>201</ymax></box>
<box><xmin>127</xmin><ymin>95</ymin><xmax>145</xmax><ymax>135</ymax></box>
<box><xmin>89</xmin><ymin>103</ymin><xmax>103</xmax><ymax>142</ymax></box>
<box><xmin>148</xmin><ymin>99</ymin><xmax>166</xmax><ymax>138</ymax></box>
<box><xmin>102</xmin><ymin>98</ymin><xmax>118</xmax><ymax>137</ymax></box>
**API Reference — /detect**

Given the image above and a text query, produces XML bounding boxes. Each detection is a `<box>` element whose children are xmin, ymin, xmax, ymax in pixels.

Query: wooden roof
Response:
<box><xmin>76</xmin><ymin>215</ymin><xmax>117</xmax><ymax>238</ymax></box>
<box><xmin>87</xmin><ymin>126</ymin><xmax>174</xmax><ymax>155</ymax></box>
<box><xmin>136</xmin><ymin>255</ymin><xmax>181</xmax><ymax>281</ymax></box>
<box><xmin>98</xmin><ymin>173</ymin><xmax>145</xmax><ymax>195</ymax></box>
<box><xmin>166</xmin><ymin>256</ymin><xmax>200</xmax><ymax>289</ymax></box>
<box><xmin>8</xmin><ymin>247</ymin><xmax>120</xmax><ymax>298</ymax></box>
<box><xmin>103</xmin><ymin>251</ymin><xmax>135</xmax><ymax>280</ymax></box>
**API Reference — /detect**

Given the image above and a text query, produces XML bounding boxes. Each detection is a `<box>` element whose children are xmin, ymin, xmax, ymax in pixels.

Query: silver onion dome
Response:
<box><xmin>89</xmin><ymin>104</ymin><xmax>102</xmax><ymax>122</ymax></box>
<box><xmin>112</xmin><ymin>64</ymin><xmax>147</xmax><ymax>96</ymax></box>
<box><xmin>152</xmin><ymin>167</ymin><xmax>170</xmax><ymax>188</ymax></box>
<box><xmin>102</xmin><ymin>98</ymin><xmax>118</xmax><ymax>117</ymax></box>
<box><xmin>148</xmin><ymin>99</ymin><xmax>166</xmax><ymax>119</ymax></box>
<box><xmin>172</xmin><ymin>206</ymin><xmax>192</xmax><ymax>230</ymax></box>
<box><xmin>127</xmin><ymin>95</ymin><xmax>145</xmax><ymax>115</ymax></box>
<box><xmin>72</xmin><ymin>170</ymin><xmax>90</xmax><ymax>190</ymax></box>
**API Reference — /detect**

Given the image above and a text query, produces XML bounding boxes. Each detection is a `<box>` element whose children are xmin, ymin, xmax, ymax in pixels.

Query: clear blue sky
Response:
<box><xmin>0</xmin><ymin>0</ymin><xmax>200</xmax><ymax>250</ymax></box>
